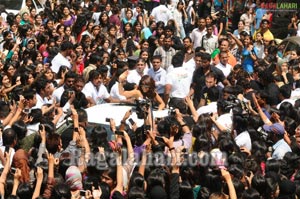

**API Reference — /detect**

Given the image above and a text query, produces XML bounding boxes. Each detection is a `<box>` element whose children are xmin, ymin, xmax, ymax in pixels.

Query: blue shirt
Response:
<box><xmin>241</xmin><ymin>47</ymin><xmax>258</xmax><ymax>73</ymax></box>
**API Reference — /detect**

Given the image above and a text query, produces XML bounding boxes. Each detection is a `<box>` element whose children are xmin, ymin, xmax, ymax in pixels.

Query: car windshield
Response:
<box><xmin>0</xmin><ymin>0</ymin><xmax>22</xmax><ymax>10</ymax></box>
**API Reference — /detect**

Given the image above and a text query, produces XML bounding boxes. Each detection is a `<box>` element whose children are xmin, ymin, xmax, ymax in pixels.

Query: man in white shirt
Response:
<box><xmin>211</xmin><ymin>100</ymin><xmax>233</xmax><ymax>134</ymax></box>
<box><xmin>165</xmin><ymin>51</ymin><xmax>192</xmax><ymax>113</ymax></box>
<box><xmin>82</xmin><ymin>70</ymin><xmax>120</xmax><ymax>106</ymax></box>
<box><xmin>150</xmin><ymin>0</ymin><xmax>173</xmax><ymax>25</ymax></box>
<box><xmin>202</xmin><ymin>24</ymin><xmax>218</xmax><ymax>54</ymax></box>
<box><xmin>190</xmin><ymin>17</ymin><xmax>207</xmax><ymax>49</ymax></box>
<box><xmin>52</xmin><ymin>71</ymin><xmax>77</xmax><ymax>104</ymax></box>
<box><xmin>51</xmin><ymin>41</ymin><xmax>74</xmax><ymax>74</ymax></box>
<box><xmin>32</xmin><ymin>78</ymin><xmax>53</xmax><ymax>111</ymax></box>
<box><xmin>215</xmin><ymin>51</ymin><xmax>232</xmax><ymax>78</ymax></box>
<box><xmin>127</xmin><ymin>58</ymin><xmax>147</xmax><ymax>85</ymax></box>
<box><xmin>148</xmin><ymin>55</ymin><xmax>167</xmax><ymax>96</ymax></box>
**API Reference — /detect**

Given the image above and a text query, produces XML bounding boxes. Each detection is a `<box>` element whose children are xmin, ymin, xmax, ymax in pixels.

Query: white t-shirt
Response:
<box><xmin>82</xmin><ymin>82</ymin><xmax>110</xmax><ymax>104</ymax></box>
<box><xmin>151</xmin><ymin>5</ymin><xmax>173</xmax><ymax>25</ymax></box>
<box><xmin>32</xmin><ymin>93</ymin><xmax>47</xmax><ymax>109</ymax></box>
<box><xmin>110</xmin><ymin>82</ymin><xmax>127</xmax><ymax>101</ymax></box>
<box><xmin>190</xmin><ymin>28</ymin><xmax>207</xmax><ymax>49</ymax></box>
<box><xmin>166</xmin><ymin>66</ymin><xmax>192</xmax><ymax>98</ymax></box>
<box><xmin>52</xmin><ymin>86</ymin><xmax>65</xmax><ymax>103</ymax></box>
<box><xmin>127</xmin><ymin>70</ymin><xmax>146</xmax><ymax>85</ymax></box>
<box><xmin>147</xmin><ymin>67</ymin><xmax>167</xmax><ymax>95</ymax></box>
<box><xmin>215</xmin><ymin>62</ymin><xmax>232</xmax><ymax>78</ymax></box>
<box><xmin>51</xmin><ymin>53</ymin><xmax>71</xmax><ymax>74</ymax></box>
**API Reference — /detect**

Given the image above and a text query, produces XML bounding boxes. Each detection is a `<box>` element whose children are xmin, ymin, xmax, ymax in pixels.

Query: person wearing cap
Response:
<box><xmin>253</xmin><ymin>19</ymin><xmax>274</xmax><ymax>42</ymax></box>
<box><xmin>263</xmin><ymin>123</ymin><xmax>291</xmax><ymax>160</ymax></box>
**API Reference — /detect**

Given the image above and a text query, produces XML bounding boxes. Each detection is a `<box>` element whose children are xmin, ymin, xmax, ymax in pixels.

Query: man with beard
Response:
<box><xmin>153</xmin><ymin>36</ymin><xmax>176</xmax><ymax>71</ymax></box>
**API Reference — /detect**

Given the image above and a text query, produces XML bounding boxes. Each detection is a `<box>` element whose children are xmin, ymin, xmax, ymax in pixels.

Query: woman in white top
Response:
<box><xmin>240</xmin><ymin>7</ymin><xmax>255</xmax><ymax>35</ymax></box>
<box><xmin>173</xmin><ymin>0</ymin><xmax>187</xmax><ymax>39</ymax></box>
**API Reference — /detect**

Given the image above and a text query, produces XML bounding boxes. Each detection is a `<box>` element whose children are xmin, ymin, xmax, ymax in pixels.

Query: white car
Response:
<box><xmin>0</xmin><ymin>0</ymin><xmax>45</xmax><ymax>15</ymax></box>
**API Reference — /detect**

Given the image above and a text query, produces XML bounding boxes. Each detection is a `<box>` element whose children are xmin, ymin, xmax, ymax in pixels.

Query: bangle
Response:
<box><xmin>169</xmin><ymin>147</ymin><xmax>175</xmax><ymax>151</ymax></box>
<box><xmin>74</xmin><ymin>127</ymin><xmax>79</xmax><ymax>132</ymax></box>
<box><xmin>121</xmin><ymin>121</ymin><xmax>126</xmax><ymax>125</ymax></box>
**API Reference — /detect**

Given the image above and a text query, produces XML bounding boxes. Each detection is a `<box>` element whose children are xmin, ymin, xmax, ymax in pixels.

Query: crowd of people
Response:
<box><xmin>0</xmin><ymin>0</ymin><xmax>299</xmax><ymax>198</ymax></box>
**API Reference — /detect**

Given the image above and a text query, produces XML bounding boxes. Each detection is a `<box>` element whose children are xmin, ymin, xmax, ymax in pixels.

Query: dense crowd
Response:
<box><xmin>0</xmin><ymin>0</ymin><xmax>299</xmax><ymax>198</ymax></box>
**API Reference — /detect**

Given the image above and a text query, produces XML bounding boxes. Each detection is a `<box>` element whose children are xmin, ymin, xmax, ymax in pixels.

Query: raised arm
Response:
<box><xmin>221</xmin><ymin>169</ymin><xmax>237</xmax><ymax>199</ymax></box>
<box><xmin>0</xmin><ymin>149</ymin><xmax>12</xmax><ymax>196</ymax></box>
<box><xmin>11</xmin><ymin>169</ymin><xmax>22</xmax><ymax>196</ymax></box>
<box><xmin>252</xmin><ymin>93</ymin><xmax>272</xmax><ymax>125</ymax></box>
<box><xmin>32</xmin><ymin>167</ymin><xmax>43</xmax><ymax>199</ymax></box>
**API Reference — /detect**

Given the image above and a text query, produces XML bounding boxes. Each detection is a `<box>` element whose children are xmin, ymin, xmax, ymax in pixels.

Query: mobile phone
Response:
<box><xmin>105</xmin><ymin>118</ymin><xmax>110</xmax><ymax>122</ymax></box>
<box><xmin>80</xmin><ymin>190</ymin><xmax>86</xmax><ymax>196</ymax></box>
<box><xmin>11</xmin><ymin>167</ymin><xmax>16</xmax><ymax>174</ymax></box>
<box><xmin>128</xmin><ymin>118</ymin><xmax>135</xmax><ymax>125</ymax></box>
<box><xmin>4</xmin><ymin>146</ymin><xmax>9</xmax><ymax>158</ymax></box>
<box><xmin>155</xmin><ymin>136</ymin><xmax>164</xmax><ymax>143</ymax></box>
<box><xmin>23</xmin><ymin>108</ymin><xmax>30</xmax><ymax>114</ymax></box>
<box><xmin>39</xmin><ymin>124</ymin><xmax>44</xmax><ymax>131</ymax></box>
<box><xmin>145</xmin><ymin>125</ymin><xmax>151</xmax><ymax>131</ymax></box>
<box><xmin>115</xmin><ymin>131</ymin><xmax>124</xmax><ymax>136</ymax></box>
<box><xmin>5</xmin><ymin>146</ymin><xmax>9</xmax><ymax>154</ymax></box>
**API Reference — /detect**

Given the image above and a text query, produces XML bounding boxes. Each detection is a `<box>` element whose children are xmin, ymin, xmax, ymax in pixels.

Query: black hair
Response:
<box><xmin>128</xmin><ymin>186</ymin><xmax>145</xmax><ymax>199</ymax></box>
<box><xmin>265</xmin><ymin>159</ymin><xmax>281</xmax><ymax>174</ymax></box>
<box><xmin>128</xmin><ymin>172</ymin><xmax>145</xmax><ymax>191</ymax></box>
<box><xmin>2</xmin><ymin>128</ymin><xmax>17</xmax><ymax>146</ymax></box>
<box><xmin>22</xmin><ymin>87</ymin><xmax>36</xmax><ymax>101</ymax></box>
<box><xmin>60</xmin><ymin>41</ymin><xmax>73</xmax><ymax>51</ymax></box>
<box><xmin>11</xmin><ymin>120</ymin><xmax>27</xmax><ymax>140</ymax></box>
<box><xmin>89</xmin><ymin>53</ymin><xmax>102</xmax><ymax>65</ymax></box>
<box><xmin>88</xmin><ymin>69</ymin><xmax>101</xmax><ymax>82</ymax></box>
<box><xmin>16</xmin><ymin>183</ymin><xmax>33</xmax><ymax>198</ymax></box>
<box><xmin>241</xmin><ymin>188</ymin><xmax>261</xmax><ymax>199</ymax></box>
<box><xmin>207</xmin><ymin>86</ymin><xmax>220</xmax><ymax>102</ymax></box>
<box><xmin>64</xmin><ymin>70</ymin><xmax>77</xmax><ymax>80</ymax></box>
<box><xmin>171</xmin><ymin>51</ymin><xmax>185</xmax><ymax>68</ymax></box>
<box><xmin>77</xmin><ymin>108</ymin><xmax>88</xmax><ymax>123</ymax></box>
<box><xmin>90</xmin><ymin>125</ymin><xmax>110</xmax><ymax>152</ymax></box>
<box><xmin>179</xmin><ymin>181</ymin><xmax>194</xmax><ymax>199</ymax></box>
<box><xmin>33</xmin><ymin>77</ymin><xmax>49</xmax><ymax>94</ymax></box>
<box><xmin>28</xmin><ymin>108</ymin><xmax>43</xmax><ymax>124</ymax></box>
<box><xmin>51</xmin><ymin>183</ymin><xmax>71</xmax><ymax>199</ymax></box>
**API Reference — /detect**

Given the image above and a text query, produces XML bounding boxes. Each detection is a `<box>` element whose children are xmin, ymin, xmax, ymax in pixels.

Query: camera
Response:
<box><xmin>135</xmin><ymin>99</ymin><xmax>151</xmax><ymax>119</ymax></box>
